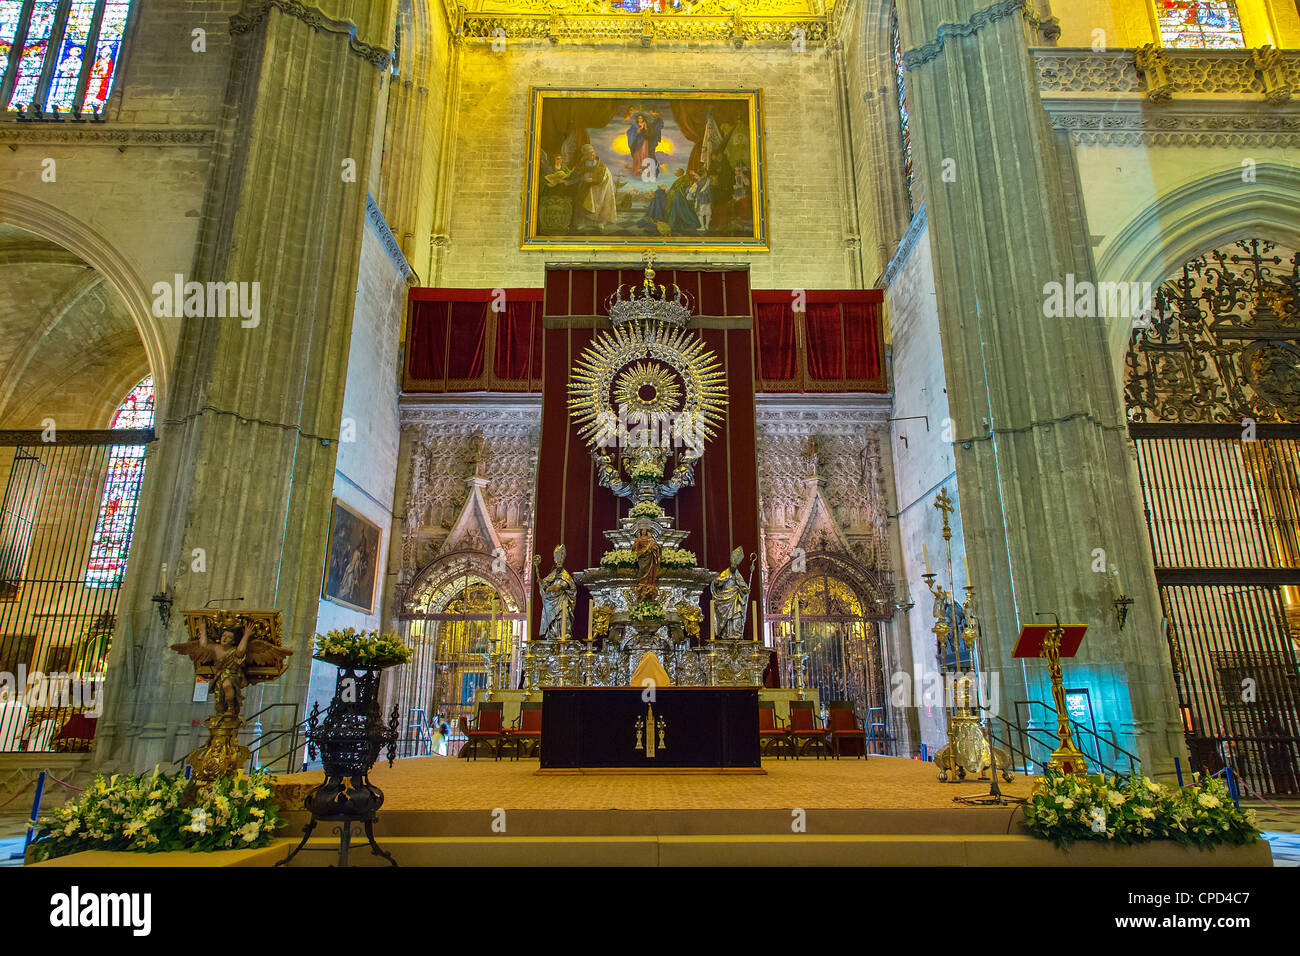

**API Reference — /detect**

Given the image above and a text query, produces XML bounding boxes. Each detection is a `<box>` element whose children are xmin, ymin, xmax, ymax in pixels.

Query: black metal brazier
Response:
<box><xmin>277</xmin><ymin>659</ymin><xmax>401</xmax><ymax>867</ymax></box>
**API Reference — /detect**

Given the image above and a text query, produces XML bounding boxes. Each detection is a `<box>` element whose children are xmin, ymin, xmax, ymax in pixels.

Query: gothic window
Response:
<box><xmin>85</xmin><ymin>375</ymin><xmax>153</xmax><ymax>588</ymax></box>
<box><xmin>1154</xmin><ymin>1</ymin><xmax>1245</xmax><ymax>49</ymax></box>
<box><xmin>1</xmin><ymin>0</ymin><xmax>134</xmax><ymax>115</ymax></box>
<box><xmin>891</xmin><ymin>5</ymin><xmax>914</xmax><ymax>215</ymax></box>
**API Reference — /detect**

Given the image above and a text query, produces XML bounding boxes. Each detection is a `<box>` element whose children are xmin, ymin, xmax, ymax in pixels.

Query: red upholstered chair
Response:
<box><xmin>758</xmin><ymin>701</ymin><xmax>790</xmax><ymax>759</ymax></box>
<box><xmin>503</xmin><ymin>702</ymin><xmax>543</xmax><ymax>760</ymax></box>
<box><xmin>788</xmin><ymin>700</ymin><xmax>830</xmax><ymax>759</ymax></box>
<box><xmin>459</xmin><ymin>703</ymin><xmax>504</xmax><ymax>761</ymax></box>
<box><xmin>826</xmin><ymin>700</ymin><xmax>868</xmax><ymax>760</ymax></box>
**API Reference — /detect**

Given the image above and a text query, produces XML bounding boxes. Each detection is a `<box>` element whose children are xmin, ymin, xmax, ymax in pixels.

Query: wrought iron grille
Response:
<box><xmin>1133</xmin><ymin>426</ymin><xmax>1300</xmax><ymax>795</ymax></box>
<box><xmin>391</xmin><ymin>599</ymin><xmax>523</xmax><ymax>757</ymax></box>
<box><xmin>0</xmin><ymin>430</ymin><xmax>152</xmax><ymax>752</ymax></box>
<box><xmin>1127</xmin><ymin>237</ymin><xmax>1300</xmax><ymax>795</ymax></box>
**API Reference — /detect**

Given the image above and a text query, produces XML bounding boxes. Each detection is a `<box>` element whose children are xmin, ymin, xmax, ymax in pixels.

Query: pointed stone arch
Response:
<box><xmin>1096</xmin><ymin>162</ymin><xmax>1300</xmax><ymax>387</ymax></box>
<box><xmin>401</xmin><ymin>549</ymin><xmax>525</xmax><ymax>616</ymax></box>
<box><xmin>0</xmin><ymin>189</ymin><xmax>169</xmax><ymax>405</ymax></box>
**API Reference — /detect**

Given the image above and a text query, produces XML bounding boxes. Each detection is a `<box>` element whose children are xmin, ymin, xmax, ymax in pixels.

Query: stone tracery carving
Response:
<box><xmin>755</xmin><ymin>403</ymin><xmax>892</xmax><ymax>583</ymax></box>
<box><xmin>398</xmin><ymin>406</ymin><xmax>540</xmax><ymax>581</ymax></box>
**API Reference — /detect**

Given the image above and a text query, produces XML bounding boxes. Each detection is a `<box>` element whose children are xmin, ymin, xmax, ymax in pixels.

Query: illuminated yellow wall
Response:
<box><xmin>1052</xmin><ymin>0</ymin><xmax>1300</xmax><ymax>49</ymax></box>
<box><xmin>432</xmin><ymin>45</ymin><xmax>860</xmax><ymax>290</ymax></box>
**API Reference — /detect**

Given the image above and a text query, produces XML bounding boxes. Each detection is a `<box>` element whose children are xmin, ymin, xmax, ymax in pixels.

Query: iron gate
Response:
<box><xmin>1133</xmin><ymin>425</ymin><xmax>1300</xmax><ymax>794</ymax></box>
<box><xmin>0</xmin><ymin>429</ymin><xmax>153</xmax><ymax>752</ymax></box>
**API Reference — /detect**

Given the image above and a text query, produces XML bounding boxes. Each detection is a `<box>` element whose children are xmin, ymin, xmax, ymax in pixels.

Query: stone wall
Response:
<box><xmin>881</xmin><ymin>212</ymin><xmax>962</xmax><ymax>753</ymax></box>
<box><xmin>434</xmin><ymin>44</ymin><xmax>860</xmax><ymax>290</ymax></box>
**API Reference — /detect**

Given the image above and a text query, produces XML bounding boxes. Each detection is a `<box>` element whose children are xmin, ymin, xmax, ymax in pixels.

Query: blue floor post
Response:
<box><xmin>1225</xmin><ymin>766</ymin><xmax>1240</xmax><ymax>808</ymax></box>
<box><xmin>18</xmin><ymin>771</ymin><xmax>47</xmax><ymax>858</ymax></box>
<box><xmin>1174</xmin><ymin>757</ymin><xmax>1183</xmax><ymax>788</ymax></box>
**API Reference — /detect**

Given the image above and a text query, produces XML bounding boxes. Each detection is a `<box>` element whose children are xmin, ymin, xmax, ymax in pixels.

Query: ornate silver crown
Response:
<box><xmin>607</xmin><ymin>259</ymin><xmax>692</xmax><ymax>328</ymax></box>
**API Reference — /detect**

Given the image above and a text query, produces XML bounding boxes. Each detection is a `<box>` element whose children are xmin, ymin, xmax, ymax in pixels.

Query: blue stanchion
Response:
<box><xmin>13</xmin><ymin>770</ymin><xmax>47</xmax><ymax>860</ymax></box>
<box><xmin>1174</xmin><ymin>757</ymin><xmax>1183</xmax><ymax>788</ymax></box>
<box><xmin>1224</xmin><ymin>766</ymin><xmax>1240</xmax><ymax>808</ymax></box>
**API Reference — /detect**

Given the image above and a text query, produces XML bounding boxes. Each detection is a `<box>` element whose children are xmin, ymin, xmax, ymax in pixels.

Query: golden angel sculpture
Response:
<box><xmin>172</xmin><ymin>615</ymin><xmax>292</xmax><ymax>716</ymax></box>
<box><xmin>171</xmin><ymin>610</ymin><xmax>292</xmax><ymax>781</ymax></box>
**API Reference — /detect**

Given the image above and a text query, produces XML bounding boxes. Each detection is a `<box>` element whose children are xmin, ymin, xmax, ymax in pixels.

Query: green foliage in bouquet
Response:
<box><xmin>626</xmin><ymin>459</ymin><xmax>665</xmax><ymax>482</ymax></box>
<box><xmin>629</xmin><ymin>502</ymin><xmax>664</xmax><ymax>519</ymax></box>
<box><xmin>29</xmin><ymin>769</ymin><xmax>283</xmax><ymax>862</ymax></box>
<box><xmin>600</xmin><ymin>549</ymin><xmax>637</xmax><ymax>570</ymax></box>
<box><xmin>1022</xmin><ymin>770</ymin><xmax>1259</xmax><ymax>850</ymax></box>
<box><xmin>313</xmin><ymin>628</ymin><xmax>412</xmax><ymax>668</ymax></box>
<box><xmin>629</xmin><ymin>600</ymin><xmax>667</xmax><ymax>622</ymax></box>
<box><xmin>660</xmin><ymin>548</ymin><xmax>697</xmax><ymax>568</ymax></box>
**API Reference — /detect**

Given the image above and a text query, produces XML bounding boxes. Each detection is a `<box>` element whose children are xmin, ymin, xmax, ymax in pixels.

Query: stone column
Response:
<box><xmin>96</xmin><ymin>1</ymin><xmax>397</xmax><ymax>771</ymax></box>
<box><xmin>898</xmin><ymin>0</ymin><xmax>1185</xmax><ymax>771</ymax></box>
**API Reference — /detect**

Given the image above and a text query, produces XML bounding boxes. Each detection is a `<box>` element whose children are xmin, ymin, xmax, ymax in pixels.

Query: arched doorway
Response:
<box><xmin>767</xmin><ymin>552</ymin><xmax>894</xmax><ymax>751</ymax></box>
<box><xmin>391</xmin><ymin>552</ymin><xmax>524</xmax><ymax>755</ymax></box>
<box><xmin>1126</xmin><ymin>237</ymin><xmax>1300</xmax><ymax>795</ymax></box>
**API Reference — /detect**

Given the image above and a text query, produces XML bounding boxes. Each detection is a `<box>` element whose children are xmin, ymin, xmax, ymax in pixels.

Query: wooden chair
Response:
<box><xmin>826</xmin><ymin>700</ymin><xmax>868</xmax><ymax>760</ymax></box>
<box><xmin>458</xmin><ymin>702</ymin><xmax>504</xmax><ymax>761</ymax></box>
<box><xmin>758</xmin><ymin>700</ymin><xmax>791</xmax><ymax>759</ymax></box>
<box><xmin>503</xmin><ymin>701</ymin><xmax>543</xmax><ymax>760</ymax></box>
<box><xmin>788</xmin><ymin>700</ymin><xmax>831</xmax><ymax>759</ymax></box>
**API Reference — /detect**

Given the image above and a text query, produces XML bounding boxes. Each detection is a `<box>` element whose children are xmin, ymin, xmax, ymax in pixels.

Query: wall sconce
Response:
<box><xmin>153</xmin><ymin>561</ymin><xmax>173</xmax><ymax>629</ymax></box>
<box><xmin>152</xmin><ymin>590</ymin><xmax>173</xmax><ymax>629</ymax></box>
<box><xmin>1113</xmin><ymin>594</ymin><xmax>1133</xmax><ymax>630</ymax></box>
<box><xmin>1108</xmin><ymin>562</ymin><xmax>1132</xmax><ymax>630</ymax></box>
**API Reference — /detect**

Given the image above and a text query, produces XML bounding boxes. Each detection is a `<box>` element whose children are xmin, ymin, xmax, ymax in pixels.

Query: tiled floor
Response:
<box><xmin>1261</xmin><ymin>832</ymin><xmax>1300</xmax><ymax>866</ymax></box>
<box><xmin>0</xmin><ymin>814</ymin><xmax>28</xmax><ymax>867</ymax></box>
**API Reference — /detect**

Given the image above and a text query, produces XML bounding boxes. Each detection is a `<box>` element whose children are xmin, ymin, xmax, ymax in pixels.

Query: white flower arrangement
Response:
<box><xmin>313</xmin><ymin>628</ymin><xmax>412</xmax><ymax>668</ymax></box>
<box><xmin>29</xmin><ymin>769</ymin><xmax>283</xmax><ymax>862</ymax></box>
<box><xmin>1022</xmin><ymin>770</ymin><xmax>1258</xmax><ymax>849</ymax></box>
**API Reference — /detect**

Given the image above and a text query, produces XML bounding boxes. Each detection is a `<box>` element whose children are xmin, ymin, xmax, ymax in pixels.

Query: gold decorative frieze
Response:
<box><xmin>448</xmin><ymin>0</ymin><xmax>833</xmax><ymax>45</ymax></box>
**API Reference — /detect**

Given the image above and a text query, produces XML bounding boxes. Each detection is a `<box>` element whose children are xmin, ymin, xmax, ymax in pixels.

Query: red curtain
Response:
<box><xmin>539</xmin><ymin>98</ymin><xmax>622</xmax><ymax>162</ymax></box>
<box><xmin>805</xmin><ymin>304</ymin><xmax>843</xmax><ymax>381</ymax></box>
<box><xmin>843</xmin><ymin>302</ymin><xmax>881</xmax><ymax>382</ymax></box>
<box><xmin>407</xmin><ymin>301</ymin><xmax>447</xmax><ymax>383</ymax></box>
<box><xmin>447</xmin><ymin>302</ymin><xmax>487</xmax><ymax>380</ymax></box>
<box><xmin>669</xmin><ymin>99</ymin><xmax>747</xmax><ymax>175</ymax></box>
<box><xmin>494</xmin><ymin>301</ymin><xmax>539</xmax><ymax>381</ymax></box>
<box><xmin>754</xmin><ymin>302</ymin><xmax>796</xmax><ymax>381</ymax></box>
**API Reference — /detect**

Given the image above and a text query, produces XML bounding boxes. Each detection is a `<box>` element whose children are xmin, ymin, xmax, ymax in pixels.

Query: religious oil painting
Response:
<box><xmin>322</xmin><ymin>499</ymin><xmax>382</xmax><ymax>614</ymax></box>
<box><xmin>522</xmin><ymin>88</ymin><xmax>768</xmax><ymax>251</ymax></box>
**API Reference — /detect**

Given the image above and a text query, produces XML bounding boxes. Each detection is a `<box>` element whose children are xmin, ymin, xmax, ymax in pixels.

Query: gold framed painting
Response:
<box><xmin>521</xmin><ymin>88</ymin><xmax>768</xmax><ymax>252</ymax></box>
<box><xmin>322</xmin><ymin>499</ymin><xmax>382</xmax><ymax>614</ymax></box>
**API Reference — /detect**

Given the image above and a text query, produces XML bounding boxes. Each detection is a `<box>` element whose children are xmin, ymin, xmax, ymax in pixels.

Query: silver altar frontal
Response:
<box><xmin>521</xmin><ymin>255</ymin><xmax>777</xmax><ymax>691</ymax></box>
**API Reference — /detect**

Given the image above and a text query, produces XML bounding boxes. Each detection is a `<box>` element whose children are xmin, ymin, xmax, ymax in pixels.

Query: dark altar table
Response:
<box><xmin>538</xmin><ymin>686</ymin><xmax>762</xmax><ymax>772</ymax></box>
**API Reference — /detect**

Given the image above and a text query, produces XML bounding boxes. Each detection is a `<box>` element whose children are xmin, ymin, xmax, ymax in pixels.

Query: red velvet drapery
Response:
<box><xmin>404</xmin><ymin>289</ymin><xmax>544</xmax><ymax>391</ymax></box>
<box><xmin>533</xmin><ymin>266</ymin><xmax>762</xmax><ymax>647</ymax></box>
<box><xmin>753</xmin><ymin>301</ymin><xmax>796</xmax><ymax>381</ymax></box>
<box><xmin>750</xmin><ymin>290</ymin><xmax>886</xmax><ymax>393</ymax></box>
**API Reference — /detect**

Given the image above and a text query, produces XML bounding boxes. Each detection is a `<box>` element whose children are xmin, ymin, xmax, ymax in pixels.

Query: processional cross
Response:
<box><xmin>933</xmin><ymin>488</ymin><xmax>955</xmax><ymax>541</ymax></box>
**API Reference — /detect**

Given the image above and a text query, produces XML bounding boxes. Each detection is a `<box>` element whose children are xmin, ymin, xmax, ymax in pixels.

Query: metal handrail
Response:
<box><xmin>984</xmin><ymin>708</ymin><xmax>1136</xmax><ymax>779</ymax></box>
<box><xmin>247</xmin><ymin>711</ymin><xmax>315</xmax><ymax>774</ymax></box>
<box><xmin>1014</xmin><ymin>699</ymin><xmax>1141</xmax><ymax>772</ymax></box>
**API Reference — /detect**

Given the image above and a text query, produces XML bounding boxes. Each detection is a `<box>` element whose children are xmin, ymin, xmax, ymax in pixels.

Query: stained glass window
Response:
<box><xmin>85</xmin><ymin>376</ymin><xmax>153</xmax><ymax>589</ymax></box>
<box><xmin>892</xmin><ymin>5</ymin><xmax>914</xmax><ymax>215</ymax></box>
<box><xmin>1</xmin><ymin>0</ymin><xmax>135</xmax><ymax>113</ymax></box>
<box><xmin>1155</xmin><ymin>1</ymin><xmax>1245</xmax><ymax>49</ymax></box>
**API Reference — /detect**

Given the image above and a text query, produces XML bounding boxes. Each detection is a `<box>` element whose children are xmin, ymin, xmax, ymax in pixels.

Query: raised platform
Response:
<box><xmin>256</xmin><ymin>756</ymin><xmax>1272</xmax><ymax>867</ymax></box>
<box><xmin>28</xmin><ymin>757</ymin><xmax>1275</xmax><ymax>866</ymax></box>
